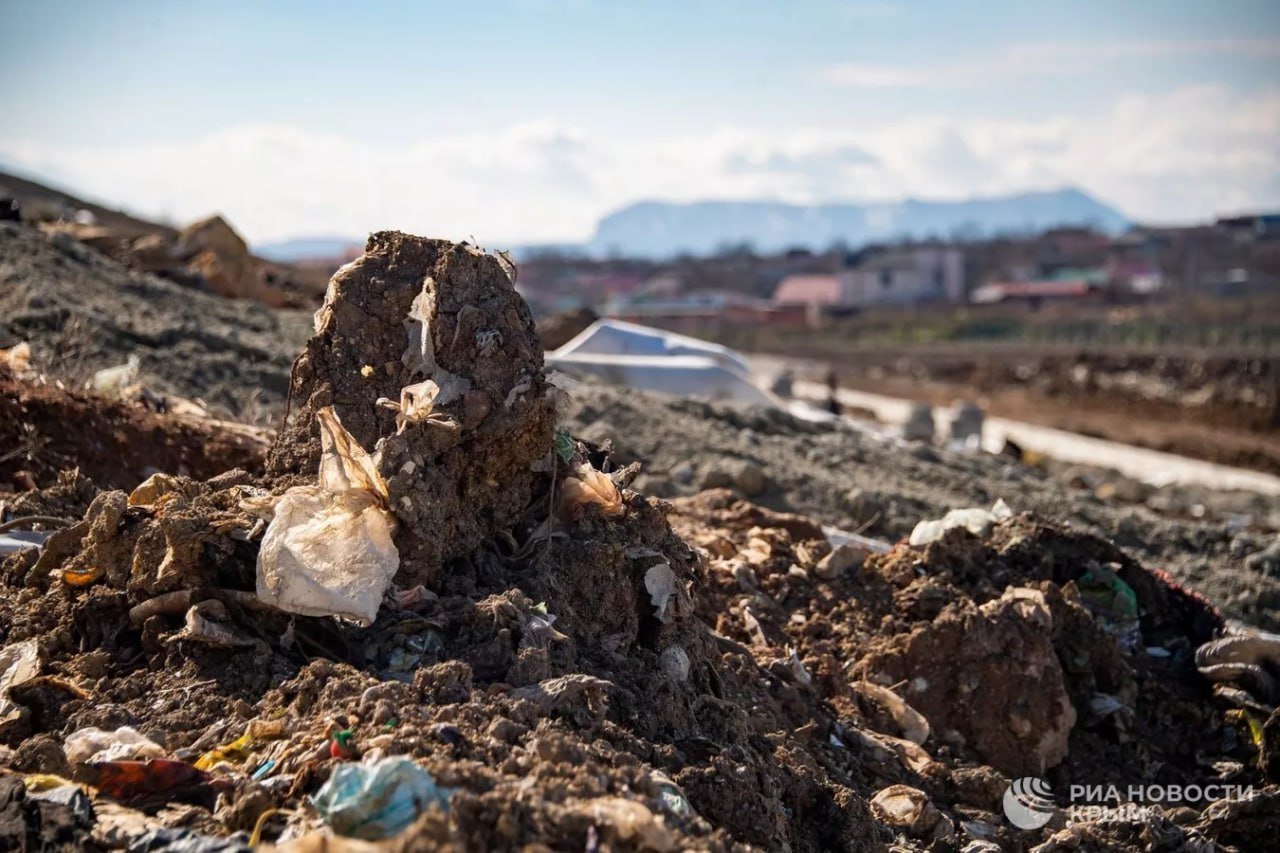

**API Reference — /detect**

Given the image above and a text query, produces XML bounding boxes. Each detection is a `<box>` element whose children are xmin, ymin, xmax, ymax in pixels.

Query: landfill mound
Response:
<box><xmin>566</xmin><ymin>383</ymin><xmax>1280</xmax><ymax>632</ymax></box>
<box><xmin>0</xmin><ymin>231</ymin><xmax>1276</xmax><ymax>851</ymax></box>
<box><xmin>0</xmin><ymin>222</ymin><xmax>312</xmax><ymax>421</ymax></box>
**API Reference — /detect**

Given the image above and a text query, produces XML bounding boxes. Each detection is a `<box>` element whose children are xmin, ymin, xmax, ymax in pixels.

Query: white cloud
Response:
<box><xmin>2</xmin><ymin>85</ymin><xmax>1276</xmax><ymax>244</ymax></box>
<box><xmin>822</xmin><ymin>38</ymin><xmax>1280</xmax><ymax>89</ymax></box>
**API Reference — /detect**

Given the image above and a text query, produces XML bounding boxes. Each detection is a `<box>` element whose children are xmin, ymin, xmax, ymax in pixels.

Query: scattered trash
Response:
<box><xmin>62</xmin><ymin>564</ymin><xmax>103</xmax><ymax>587</ymax></box>
<box><xmin>854</xmin><ymin>681</ymin><xmax>930</xmax><ymax>745</ymax></box>
<box><xmin>0</xmin><ymin>341</ymin><xmax>32</xmax><ymax>374</ymax></box>
<box><xmin>65</xmin><ymin>726</ymin><xmax>165</xmax><ymax>765</ymax></box>
<box><xmin>643</xmin><ymin>563</ymin><xmax>679</xmax><ymax>623</ymax></box>
<box><xmin>194</xmin><ymin>720</ymin><xmax>286</xmax><ymax>771</ymax></box>
<box><xmin>1076</xmin><ymin>565</ymin><xmax>1141</xmax><ymax>650</ymax></box>
<box><xmin>0</xmin><ymin>639</ymin><xmax>40</xmax><ymax>728</ymax></box>
<box><xmin>869</xmin><ymin>785</ymin><xmax>948</xmax><ymax>839</ymax></box>
<box><xmin>580</xmin><ymin>796</ymin><xmax>678</xmax><ymax>852</ymax></box>
<box><xmin>311</xmin><ymin>757</ymin><xmax>451</xmax><ymax>840</ymax></box>
<box><xmin>256</xmin><ymin>407</ymin><xmax>398</xmax><ymax>625</ymax></box>
<box><xmin>908</xmin><ymin>499</ymin><xmax>1013</xmax><ymax>546</ymax></box>
<box><xmin>92</xmin><ymin>354</ymin><xmax>141</xmax><ymax>396</ymax></box>
<box><xmin>84</xmin><ymin>759</ymin><xmax>226</xmax><ymax>806</ymax></box>
<box><xmin>559</xmin><ymin>464</ymin><xmax>624</xmax><ymax>521</ymax></box>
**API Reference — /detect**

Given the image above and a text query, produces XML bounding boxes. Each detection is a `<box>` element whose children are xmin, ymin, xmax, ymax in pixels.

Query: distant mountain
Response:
<box><xmin>587</xmin><ymin>187</ymin><xmax>1130</xmax><ymax>258</ymax></box>
<box><xmin>253</xmin><ymin>236</ymin><xmax>363</xmax><ymax>263</ymax></box>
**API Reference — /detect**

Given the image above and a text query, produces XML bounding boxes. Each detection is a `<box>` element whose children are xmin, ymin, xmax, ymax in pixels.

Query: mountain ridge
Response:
<box><xmin>586</xmin><ymin>187</ymin><xmax>1130</xmax><ymax>258</ymax></box>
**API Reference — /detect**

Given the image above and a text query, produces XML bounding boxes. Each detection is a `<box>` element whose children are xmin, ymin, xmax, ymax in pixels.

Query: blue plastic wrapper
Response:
<box><xmin>311</xmin><ymin>757</ymin><xmax>451</xmax><ymax>840</ymax></box>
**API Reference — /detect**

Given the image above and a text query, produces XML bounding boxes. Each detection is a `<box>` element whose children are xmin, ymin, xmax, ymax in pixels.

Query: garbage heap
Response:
<box><xmin>0</xmin><ymin>231</ymin><xmax>1275</xmax><ymax>851</ymax></box>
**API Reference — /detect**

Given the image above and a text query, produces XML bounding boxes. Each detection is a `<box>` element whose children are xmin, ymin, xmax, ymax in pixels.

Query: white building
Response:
<box><xmin>843</xmin><ymin>247</ymin><xmax>964</xmax><ymax>306</ymax></box>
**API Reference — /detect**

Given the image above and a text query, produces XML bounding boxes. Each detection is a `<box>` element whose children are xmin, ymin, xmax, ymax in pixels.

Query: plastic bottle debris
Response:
<box><xmin>256</xmin><ymin>407</ymin><xmax>398</xmax><ymax>625</ymax></box>
<box><xmin>311</xmin><ymin>757</ymin><xmax>451</xmax><ymax>840</ymax></box>
<box><xmin>64</xmin><ymin>726</ymin><xmax>166</xmax><ymax>765</ymax></box>
<box><xmin>908</xmin><ymin>499</ymin><xmax>1013</xmax><ymax>546</ymax></box>
<box><xmin>84</xmin><ymin>759</ymin><xmax>228</xmax><ymax>806</ymax></box>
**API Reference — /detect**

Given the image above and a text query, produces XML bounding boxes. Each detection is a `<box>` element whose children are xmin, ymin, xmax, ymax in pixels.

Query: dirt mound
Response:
<box><xmin>0</xmin><ymin>371</ymin><xmax>267</xmax><ymax>493</ymax></box>
<box><xmin>269</xmin><ymin>232</ymin><xmax>557</xmax><ymax>585</ymax></box>
<box><xmin>0</xmin><ymin>232</ymin><xmax>1275</xmax><ymax>851</ymax></box>
<box><xmin>566</xmin><ymin>381</ymin><xmax>1280</xmax><ymax>632</ymax></box>
<box><xmin>0</xmin><ymin>222</ymin><xmax>312</xmax><ymax>421</ymax></box>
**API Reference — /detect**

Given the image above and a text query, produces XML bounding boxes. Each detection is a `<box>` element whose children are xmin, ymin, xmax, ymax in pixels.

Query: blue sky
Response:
<box><xmin>2</xmin><ymin>0</ymin><xmax>1278</xmax><ymax>245</ymax></box>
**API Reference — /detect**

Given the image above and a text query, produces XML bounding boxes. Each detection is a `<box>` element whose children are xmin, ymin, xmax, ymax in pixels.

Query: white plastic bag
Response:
<box><xmin>256</xmin><ymin>407</ymin><xmax>398</xmax><ymax>625</ymax></box>
<box><xmin>64</xmin><ymin>725</ymin><xmax>165</xmax><ymax>765</ymax></box>
<box><xmin>909</xmin><ymin>499</ymin><xmax>1012</xmax><ymax>546</ymax></box>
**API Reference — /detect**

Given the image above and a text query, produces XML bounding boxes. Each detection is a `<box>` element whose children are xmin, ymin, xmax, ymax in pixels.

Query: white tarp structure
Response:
<box><xmin>551</xmin><ymin>319</ymin><xmax>752</xmax><ymax>375</ymax></box>
<box><xmin>548</xmin><ymin>319</ymin><xmax>777</xmax><ymax>407</ymax></box>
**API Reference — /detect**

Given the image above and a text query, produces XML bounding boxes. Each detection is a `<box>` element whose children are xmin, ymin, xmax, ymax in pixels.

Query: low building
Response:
<box><xmin>772</xmin><ymin>246</ymin><xmax>964</xmax><ymax>309</ymax></box>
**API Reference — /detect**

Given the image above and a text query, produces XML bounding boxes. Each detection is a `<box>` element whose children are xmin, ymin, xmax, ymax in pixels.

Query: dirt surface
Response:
<box><xmin>807</xmin><ymin>346</ymin><xmax>1280</xmax><ymax>476</ymax></box>
<box><xmin>0</xmin><ymin>231</ymin><xmax>1277</xmax><ymax>851</ymax></box>
<box><xmin>0</xmin><ymin>371</ymin><xmax>267</xmax><ymax>493</ymax></box>
<box><xmin>564</xmin><ymin>382</ymin><xmax>1280</xmax><ymax>632</ymax></box>
<box><xmin>0</xmin><ymin>222</ymin><xmax>312</xmax><ymax>421</ymax></box>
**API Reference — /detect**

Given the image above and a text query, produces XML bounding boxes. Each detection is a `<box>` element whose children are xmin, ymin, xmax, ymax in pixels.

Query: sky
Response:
<box><xmin>2</xmin><ymin>0</ymin><xmax>1279</xmax><ymax>247</ymax></box>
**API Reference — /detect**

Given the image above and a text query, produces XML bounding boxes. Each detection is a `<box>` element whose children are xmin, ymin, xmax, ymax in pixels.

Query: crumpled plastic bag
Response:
<box><xmin>64</xmin><ymin>726</ymin><xmax>166</xmax><ymax>765</ymax></box>
<box><xmin>256</xmin><ymin>407</ymin><xmax>398</xmax><ymax>625</ymax></box>
<box><xmin>0</xmin><ymin>639</ymin><xmax>39</xmax><ymax>726</ymax></box>
<box><xmin>559</xmin><ymin>465</ymin><xmax>624</xmax><ymax>521</ymax></box>
<box><xmin>908</xmin><ymin>499</ymin><xmax>1012</xmax><ymax>546</ymax></box>
<box><xmin>311</xmin><ymin>757</ymin><xmax>451</xmax><ymax>840</ymax></box>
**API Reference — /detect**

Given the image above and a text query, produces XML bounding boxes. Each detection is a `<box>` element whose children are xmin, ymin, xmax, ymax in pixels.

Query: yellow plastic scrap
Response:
<box><xmin>194</xmin><ymin>719</ymin><xmax>287</xmax><ymax>771</ymax></box>
<box><xmin>23</xmin><ymin>773</ymin><xmax>79</xmax><ymax>793</ymax></box>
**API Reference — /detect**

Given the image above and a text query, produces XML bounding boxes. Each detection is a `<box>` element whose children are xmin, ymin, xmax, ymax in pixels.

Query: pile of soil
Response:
<box><xmin>0</xmin><ymin>231</ymin><xmax>1275</xmax><ymax>851</ymax></box>
<box><xmin>0</xmin><ymin>371</ymin><xmax>267</xmax><ymax>493</ymax></box>
<box><xmin>0</xmin><ymin>223</ymin><xmax>312</xmax><ymax>421</ymax></box>
<box><xmin>565</xmin><ymin>383</ymin><xmax>1280</xmax><ymax>632</ymax></box>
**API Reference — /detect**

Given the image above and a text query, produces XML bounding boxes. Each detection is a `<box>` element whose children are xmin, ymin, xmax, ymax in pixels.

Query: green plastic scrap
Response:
<box><xmin>1077</xmin><ymin>566</ymin><xmax>1141</xmax><ymax>649</ymax></box>
<box><xmin>1078</xmin><ymin>568</ymin><xmax>1138</xmax><ymax>621</ymax></box>
<box><xmin>554</xmin><ymin>429</ymin><xmax>575</xmax><ymax>464</ymax></box>
<box><xmin>312</xmin><ymin>756</ymin><xmax>452</xmax><ymax>840</ymax></box>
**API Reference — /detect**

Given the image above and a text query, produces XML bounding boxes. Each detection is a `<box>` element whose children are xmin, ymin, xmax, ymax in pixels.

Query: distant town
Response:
<box><xmin>515</xmin><ymin>212</ymin><xmax>1280</xmax><ymax>338</ymax></box>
